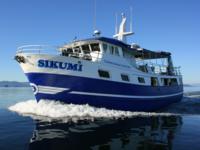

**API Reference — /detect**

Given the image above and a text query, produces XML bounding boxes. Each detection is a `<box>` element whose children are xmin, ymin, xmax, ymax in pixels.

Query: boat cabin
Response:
<box><xmin>59</xmin><ymin>37</ymin><xmax>180</xmax><ymax>77</ymax></box>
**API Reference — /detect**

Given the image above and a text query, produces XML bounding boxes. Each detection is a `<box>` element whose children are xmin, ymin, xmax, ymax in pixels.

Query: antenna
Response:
<box><xmin>93</xmin><ymin>0</ymin><xmax>97</xmax><ymax>31</ymax></box>
<box><xmin>115</xmin><ymin>13</ymin><xmax>118</xmax><ymax>34</ymax></box>
<box><xmin>93</xmin><ymin>0</ymin><xmax>101</xmax><ymax>37</ymax></box>
<box><xmin>130</xmin><ymin>6</ymin><xmax>133</xmax><ymax>32</ymax></box>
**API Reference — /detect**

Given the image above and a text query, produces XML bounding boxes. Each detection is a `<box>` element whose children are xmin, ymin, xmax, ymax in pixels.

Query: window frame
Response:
<box><xmin>81</xmin><ymin>44</ymin><xmax>90</xmax><ymax>54</ymax></box>
<box><xmin>151</xmin><ymin>77</ymin><xmax>159</xmax><ymax>86</ymax></box>
<box><xmin>103</xmin><ymin>43</ymin><xmax>108</xmax><ymax>53</ymax></box>
<box><xmin>73</xmin><ymin>46</ymin><xmax>81</xmax><ymax>53</ymax></box>
<box><xmin>121</xmin><ymin>74</ymin><xmax>130</xmax><ymax>82</ymax></box>
<box><xmin>109</xmin><ymin>45</ymin><xmax>114</xmax><ymax>54</ymax></box>
<box><xmin>138</xmin><ymin>77</ymin><xmax>145</xmax><ymax>84</ymax></box>
<box><xmin>98</xmin><ymin>69</ymin><xmax>110</xmax><ymax>79</ymax></box>
<box><xmin>90</xmin><ymin>43</ymin><xmax>100</xmax><ymax>52</ymax></box>
<box><xmin>115</xmin><ymin>47</ymin><xmax>120</xmax><ymax>56</ymax></box>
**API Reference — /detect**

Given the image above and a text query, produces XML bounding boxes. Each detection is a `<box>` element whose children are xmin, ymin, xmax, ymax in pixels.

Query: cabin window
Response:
<box><xmin>162</xmin><ymin>78</ymin><xmax>169</xmax><ymax>86</ymax></box>
<box><xmin>74</xmin><ymin>46</ymin><xmax>81</xmax><ymax>53</ymax></box>
<box><xmin>61</xmin><ymin>49</ymin><xmax>67</xmax><ymax>56</ymax></box>
<box><xmin>138</xmin><ymin>77</ymin><xmax>145</xmax><ymax>83</ymax></box>
<box><xmin>109</xmin><ymin>45</ymin><xmax>114</xmax><ymax>54</ymax></box>
<box><xmin>151</xmin><ymin>77</ymin><xmax>159</xmax><ymax>86</ymax></box>
<box><xmin>115</xmin><ymin>47</ymin><xmax>119</xmax><ymax>56</ymax></box>
<box><xmin>67</xmin><ymin>48</ymin><xmax>73</xmax><ymax>53</ymax></box>
<box><xmin>179</xmin><ymin>78</ymin><xmax>183</xmax><ymax>85</ymax></box>
<box><xmin>171</xmin><ymin>78</ymin><xmax>178</xmax><ymax>86</ymax></box>
<box><xmin>103</xmin><ymin>43</ymin><xmax>107</xmax><ymax>53</ymax></box>
<box><xmin>62</xmin><ymin>48</ymin><xmax>73</xmax><ymax>56</ymax></box>
<box><xmin>91</xmin><ymin>43</ymin><xmax>100</xmax><ymax>52</ymax></box>
<box><xmin>98</xmin><ymin>70</ymin><xmax>110</xmax><ymax>78</ymax></box>
<box><xmin>81</xmin><ymin>45</ymin><xmax>90</xmax><ymax>54</ymax></box>
<box><xmin>138</xmin><ymin>65</ymin><xmax>148</xmax><ymax>72</ymax></box>
<box><xmin>121</xmin><ymin>74</ymin><xmax>129</xmax><ymax>82</ymax></box>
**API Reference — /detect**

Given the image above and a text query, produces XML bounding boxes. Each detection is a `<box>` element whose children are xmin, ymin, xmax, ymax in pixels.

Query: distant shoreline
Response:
<box><xmin>0</xmin><ymin>81</ymin><xmax>30</xmax><ymax>87</ymax></box>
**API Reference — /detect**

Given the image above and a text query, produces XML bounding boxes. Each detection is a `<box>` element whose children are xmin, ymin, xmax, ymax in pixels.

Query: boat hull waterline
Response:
<box><xmin>27</xmin><ymin>72</ymin><xmax>183</xmax><ymax>111</ymax></box>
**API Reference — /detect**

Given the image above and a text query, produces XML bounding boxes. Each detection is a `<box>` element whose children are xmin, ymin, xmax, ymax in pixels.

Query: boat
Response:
<box><xmin>15</xmin><ymin>14</ymin><xmax>183</xmax><ymax>111</ymax></box>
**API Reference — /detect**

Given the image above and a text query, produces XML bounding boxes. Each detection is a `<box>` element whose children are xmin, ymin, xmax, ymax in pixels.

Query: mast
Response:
<box><xmin>113</xmin><ymin>13</ymin><xmax>134</xmax><ymax>43</ymax></box>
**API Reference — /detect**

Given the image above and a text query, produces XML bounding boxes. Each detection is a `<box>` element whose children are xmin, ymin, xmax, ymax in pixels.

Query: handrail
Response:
<box><xmin>17</xmin><ymin>45</ymin><xmax>59</xmax><ymax>54</ymax></box>
<box><xmin>16</xmin><ymin>45</ymin><xmax>103</xmax><ymax>62</ymax></box>
<box><xmin>136</xmin><ymin>61</ymin><xmax>182</xmax><ymax>76</ymax></box>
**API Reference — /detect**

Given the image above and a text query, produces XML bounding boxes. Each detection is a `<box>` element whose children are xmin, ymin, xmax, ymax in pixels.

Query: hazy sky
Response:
<box><xmin>0</xmin><ymin>0</ymin><xmax>199</xmax><ymax>83</ymax></box>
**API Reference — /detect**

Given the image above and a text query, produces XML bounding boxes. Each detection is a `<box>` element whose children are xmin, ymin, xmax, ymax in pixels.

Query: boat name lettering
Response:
<box><xmin>38</xmin><ymin>59</ymin><xmax>83</xmax><ymax>71</ymax></box>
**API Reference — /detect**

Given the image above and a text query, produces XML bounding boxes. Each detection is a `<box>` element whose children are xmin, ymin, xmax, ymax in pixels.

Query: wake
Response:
<box><xmin>9</xmin><ymin>99</ymin><xmax>173</xmax><ymax>122</ymax></box>
<box><xmin>8</xmin><ymin>90</ymin><xmax>200</xmax><ymax>122</ymax></box>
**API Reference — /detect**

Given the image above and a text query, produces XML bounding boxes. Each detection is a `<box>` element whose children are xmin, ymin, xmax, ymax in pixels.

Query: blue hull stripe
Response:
<box><xmin>25</xmin><ymin>72</ymin><xmax>183</xmax><ymax>111</ymax></box>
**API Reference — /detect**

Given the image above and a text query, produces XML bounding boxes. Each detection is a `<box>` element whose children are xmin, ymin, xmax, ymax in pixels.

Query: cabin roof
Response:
<box><xmin>74</xmin><ymin>37</ymin><xmax>171</xmax><ymax>59</ymax></box>
<box><xmin>82</xmin><ymin>36</ymin><xmax>130</xmax><ymax>49</ymax></box>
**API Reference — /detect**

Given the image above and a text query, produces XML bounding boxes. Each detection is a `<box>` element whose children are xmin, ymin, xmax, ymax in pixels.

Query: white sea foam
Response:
<box><xmin>8</xmin><ymin>99</ymin><xmax>174</xmax><ymax>122</ymax></box>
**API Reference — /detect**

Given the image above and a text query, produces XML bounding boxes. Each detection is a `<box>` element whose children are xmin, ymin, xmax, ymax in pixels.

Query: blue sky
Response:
<box><xmin>0</xmin><ymin>0</ymin><xmax>199</xmax><ymax>84</ymax></box>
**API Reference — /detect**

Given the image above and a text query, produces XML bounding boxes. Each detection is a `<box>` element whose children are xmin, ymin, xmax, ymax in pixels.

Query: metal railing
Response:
<box><xmin>136</xmin><ymin>61</ymin><xmax>182</xmax><ymax>76</ymax></box>
<box><xmin>16</xmin><ymin>45</ymin><xmax>59</xmax><ymax>54</ymax></box>
<box><xmin>16</xmin><ymin>45</ymin><xmax>103</xmax><ymax>62</ymax></box>
<box><xmin>173</xmin><ymin>66</ymin><xmax>182</xmax><ymax>76</ymax></box>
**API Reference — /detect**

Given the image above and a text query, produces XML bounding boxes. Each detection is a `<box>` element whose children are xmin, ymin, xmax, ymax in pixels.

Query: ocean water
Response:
<box><xmin>0</xmin><ymin>87</ymin><xmax>200</xmax><ymax>150</ymax></box>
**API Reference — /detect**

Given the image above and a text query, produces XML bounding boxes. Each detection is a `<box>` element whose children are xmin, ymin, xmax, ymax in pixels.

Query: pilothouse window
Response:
<box><xmin>74</xmin><ymin>47</ymin><xmax>81</xmax><ymax>53</ymax></box>
<box><xmin>82</xmin><ymin>45</ymin><xmax>90</xmax><ymax>54</ymax></box>
<box><xmin>109</xmin><ymin>46</ymin><xmax>114</xmax><ymax>54</ymax></box>
<box><xmin>67</xmin><ymin>48</ymin><xmax>73</xmax><ymax>53</ymax></box>
<box><xmin>61</xmin><ymin>48</ymin><xmax>73</xmax><ymax>56</ymax></box>
<box><xmin>115</xmin><ymin>47</ymin><xmax>119</xmax><ymax>56</ymax></box>
<box><xmin>91</xmin><ymin>43</ymin><xmax>100</xmax><ymax>52</ymax></box>
<box><xmin>103</xmin><ymin>43</ymin><xmax>107</xmax><ymax>53</ymax></box>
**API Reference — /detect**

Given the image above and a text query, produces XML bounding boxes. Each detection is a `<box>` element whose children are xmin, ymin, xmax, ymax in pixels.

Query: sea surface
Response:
<box><xmin>0</xmin><ymin>86</ymin><xmax>200</xmax><ymax>150</ymax></box>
